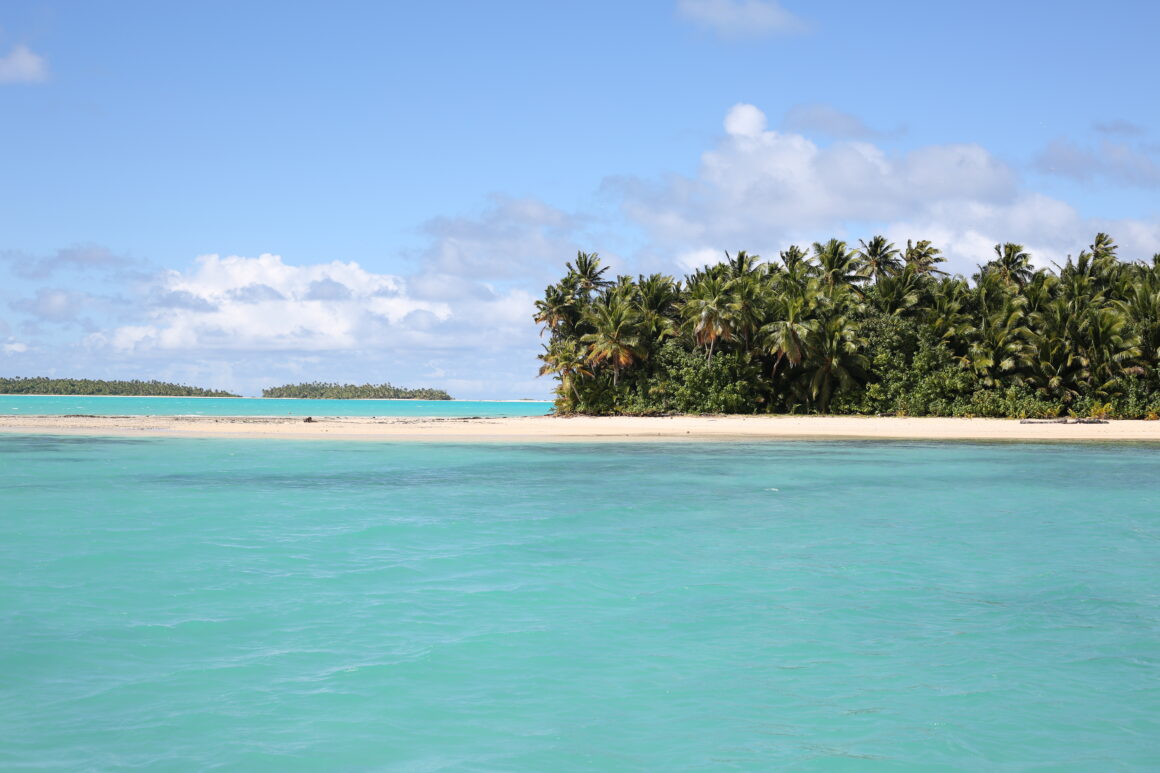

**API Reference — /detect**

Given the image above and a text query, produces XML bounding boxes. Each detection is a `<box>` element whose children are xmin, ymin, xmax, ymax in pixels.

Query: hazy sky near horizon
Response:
<box><xmin>2</xmin><ymin>0</ymin><xmax>1159</xmax><ymax>397</ymax></box>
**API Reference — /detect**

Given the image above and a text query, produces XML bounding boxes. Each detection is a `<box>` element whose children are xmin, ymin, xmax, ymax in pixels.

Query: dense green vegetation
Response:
<box><xmin>262</xmin><ymin>382</ymin><xmax>453</xmax><ymax>400</ymax></box>
<box><xmin>535</xmin><ymin>235</ymin><xmax>1160</xmax><ymax>418</ymax></box>
<box><xmin>0</xmin><ymin>377</ymin><xmax>239</xmax><ymax>397</ymax></box>
<box><xmin>0</xmin><ymin>378</ymin><xmax>453</xmax><ymax>400</ymax></box>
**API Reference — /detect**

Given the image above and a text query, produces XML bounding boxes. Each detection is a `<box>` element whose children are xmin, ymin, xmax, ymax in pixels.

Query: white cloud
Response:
<box><xmin>676</xmin><ymin>0</ymin><xmax>806</xmax><ymax>38</ymax></box>
<box><xmin>781</xmin><ymin>103</ymin><xmax>891</xmax><ymax>140</ymax></box>
<box><xmin>10</xmin><ymin>288</ymin><xmax>89</xmax><ymax>323</ymax></box>
<box><xmin>615</xmin><ymin>104</ymin><xmax>1160</xmax><ymax>273</ymax></box>
<box><xmin>1</xmin><ymin>245</ymin><xmax>135</xmax><ymax>279</ymax></box>
<box><xmin>1035</xmin><ymin>138</ymin><xmax>1160</xmax><ymax>188</ymax></box>
<box><xmin>3</xmin><ymin>340</ymin><xmax>28</xmax><ymax>355</ymax></box>
<box><xmin>417</xmin><ymin>195</ymin><xmax>586</xmax><ymax>284</ymax></box>
<box><xmin>0</xmin><ymin>43</ymin><xmax>48</xmax><ymax>84</ymax></box>
<box><xmin>675</xmin><ymin>247</ymin><xmax>726</xmax><ymax>272</ymax></box>
<box><xmin>104</xmin><ymin>253</ymin><xmax>450</xmax><ymax>353</ymax></box>
<box><xmin>86</xmin><ymin>252</ymin><xmax>547</xmax><ymax>397</ymax></box>
<box><xmin>724</xmin><ymin>103</ymin><xmax>767</xmax><ymax>138</ymax></box>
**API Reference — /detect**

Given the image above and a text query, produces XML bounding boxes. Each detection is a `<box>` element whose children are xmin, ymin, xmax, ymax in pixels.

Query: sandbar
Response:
<box><xmin>2</xmin><ymin>414</ymin><xmax>1160</xmax><ymax>442</ymax></box>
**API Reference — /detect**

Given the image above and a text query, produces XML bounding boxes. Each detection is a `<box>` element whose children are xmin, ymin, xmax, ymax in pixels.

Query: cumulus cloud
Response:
<box><xmin>148</xmin><ymin>290</ymin><xmax>217</xmax><ymax>312</ymax></box>
<box><xmin>1035</xmin><ymin>138</ymin><xmax>1160</xmax><ymax>188</ymax></box>
<box><xmin>3</xmin><ymin>340</ymin><xmax>28</xmax><ymax>355</ymax></box>
<box><xmin>781</xmin><ymin>103</ymin><xmax>893</xmax><ymax>140</ymax></box>
<box><xmin>2</xmin><ymin>244</ymin><xmax>137</xmax><ymax>279</ymax></box>
<box><xmin>88</xmin><ymin>250</ymin><xmax>545</xmax><ymax>393</ymax></box>
<box><xmin>102</xmin><ymin>254</ymin><xmax>448</xmax><ymax>352</ymax></box>
<box><xmin>417</xmin><ymin>195</ymin><xmax>587</xmax><ymax>285</ymax></box>
<box><xmin>676</xmin><ymin>0</ymin><xmax>806</xmax><ymax>38</ymax></box>
<box><xmin>615</xmin><ymin>103</ymin><xmax>1160</xmax><ymax>273</ymax></box>
<box><xmin>0</xmin><ymin>43</ymin><xmax>48</xmax><ymax>84</ymax></box>
<box><xmin>403</xmin><ymin>194</ymin><xmax>595</xmax><ymax>358</ymax></box>
<box><xmin>86</xmin><ymin>253</ymin><xmax>544</xmax><ymax>396</ymax></box>
<box><xmin>724</xmin><ymin>103</ymin><xmax>767</xmax><ymax>137</ymax></box>
<box><xmin>10</xmin><ymin>288</ymin><xmax>90</xmax><ymax>324</ymax></box>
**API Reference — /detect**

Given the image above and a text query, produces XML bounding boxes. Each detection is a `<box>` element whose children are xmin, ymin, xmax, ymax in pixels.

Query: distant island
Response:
<box><xmin>0</xmin><ymin>377</ymin><xmax>453</xmax><ymax>400</ymax></box>
<box><xmin>0</xmin><ymin>377</ymin><xmax>239</xmax><ymax>397</ymax></box>
<box><xmin>262</xmin><ymin>382</ymin><xmax>453</xmax><ymax>400</ymax></box>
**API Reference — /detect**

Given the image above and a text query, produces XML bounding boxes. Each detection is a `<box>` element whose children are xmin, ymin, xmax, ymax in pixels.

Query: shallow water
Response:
<box><xmin>2</xmin><ymin>437</ymin><xmax>1158</xmax><ymax>770</ymax></box>
<box><xmin>0</xmin><ymin>395</ymin><xmax>552</xmax><ymax>417</ymax></box>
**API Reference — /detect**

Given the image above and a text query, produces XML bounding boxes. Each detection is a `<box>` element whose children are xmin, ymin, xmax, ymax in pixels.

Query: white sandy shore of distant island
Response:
<box><xmin>2</xmin><ymin>414</ymin><xmax>1159</xmax><ymax>442</ymax></box>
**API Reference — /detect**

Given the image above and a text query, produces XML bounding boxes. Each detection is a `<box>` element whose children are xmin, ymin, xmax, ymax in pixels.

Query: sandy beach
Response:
<box><xmin>2</xmin><ymin>414</ymin><xmax>1159</xmax><ymax>442</ymax></box>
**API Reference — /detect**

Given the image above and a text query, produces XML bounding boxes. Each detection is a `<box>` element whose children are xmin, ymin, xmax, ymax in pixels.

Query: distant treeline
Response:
<box><xmin>0</xmin><ymin>377</ymin><xmax>239</xmax><ymax>397</ymax></box>
<box><xmin>262</xmin><ymin>382</ymin><xmax>453</xmax><ymax>400</ymax></box>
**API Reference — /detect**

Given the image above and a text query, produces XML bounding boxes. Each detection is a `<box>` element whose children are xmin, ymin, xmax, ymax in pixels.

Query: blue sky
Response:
<box><xmin>2</xmin><ymin>0</ymin><xmax>1159</xmax><ymax>397</ymax></box>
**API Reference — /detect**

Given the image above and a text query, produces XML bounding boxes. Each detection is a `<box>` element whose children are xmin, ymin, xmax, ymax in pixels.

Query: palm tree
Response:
<box><xmin>533</xmin><ymin>283</ymin><xmax>577</xmax><ymax>336</ymax></box>
<box><xmin>565</xmin><ymin>251</ymin><xmax>612</xmax><ymax>297</ymax></box>
<box><xmin>1027</xmin><ymin>297</ymin><xmax>1085</xmax><ymax>406</ymax></box>
<box><xmin>923</xmin><ymin>277</ymin><xmax>975</xmax><ymax>353</ymax></box>
<box><xmin>635</xmin><ymin>273</ymin><xmax>680</xmax><ymax>346</ymax></box>
<box><xmin>580</xmin><ymin>296</ymin><xmax>645</xmax><ymax>387</ymax></box>
<box><xmin>778</xmin><ymin>245</ymin><xmax>810</xmax><ymax>273</ymax></box>
<box><xmin>797</xmin><ymin>312</ymin><xmax>869</xmax><ymax>412</ymax></box>
<box><xmin>1124</xmin><ymin>279</ymin><xmax>1160</xmax><ymax>366</ymax></box>
<box><xmin>1089</xmin><ymin>232</ymin><xmax>1119</xmax><ymax>261</ymax></box>
<box><xmin>982</xmin><ymin>243</ymin><xmax>1034</xmax><ymax>289</ymax></box>
<box><xmin>857</xmin><ymin>235</ymin><xmax>902</xmax><ymax>283</ymax></box>
<box><xmin>1020</xmin><ymin>270</ymin><xmax>1059</xmax><ymax>317</ymax></box>
<box><xmin>867</xmin><ymin>265</ymin><xmax>924</xmax><ymax>316</ymax></box>
<box><xmin>538</xmin><ymin>339</ymin><xmax>593</xmax><ymax>408</ymax></box>
<box><xmin>725</xmin><ymin>250</ymin><xmax>762</xmax><ymax>279</ymax></box>
<box><xmin>812</xmin><ymin>239</ymin><xmax>865</xmax><ymax>288</ymax></box>
<box><xmin>1079</xmin><ymin>305</ymin><xmax>1140</xmax><ymax>394</ymax></box>
<box><xmin>760</xmin><ymin>293</ymin><xmax>816</xmax><ymax>379</ymax></box>
<box><xmin>903</xmin><ymin>239</ymin><xmax>948</xmax><ymax>276</ymax></box>
<box><xmin>727</xmin><ymin>274</ymin><xmax>769</xmax><ymax>352</ymax></box>
<box><xmin>964</xmin><ymin>290</ymin><xmax>1032</xmax><ymax>387</ymax></box>
<box><xmin>681</xmin><ymin>276</ymin><xmax>735</xmax><ymax>365</ymax></box>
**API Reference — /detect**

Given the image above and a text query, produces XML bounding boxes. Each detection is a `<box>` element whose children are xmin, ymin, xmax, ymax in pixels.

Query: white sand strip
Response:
<box><xmin>1</xmin><ymin>414</ymin><xmax>1159</xmax><ymax>442</ymax></box>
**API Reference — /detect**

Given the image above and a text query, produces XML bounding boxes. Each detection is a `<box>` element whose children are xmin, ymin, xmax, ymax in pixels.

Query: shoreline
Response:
<box><xmin>0</xmin><ymin>394</ymin><xmax>550</xmax><ymax>403</ymax></box>
<box><xmin>2</xmin><ymin>414</ymin><xmax>1160</xmax><ymax>442</ymax></box>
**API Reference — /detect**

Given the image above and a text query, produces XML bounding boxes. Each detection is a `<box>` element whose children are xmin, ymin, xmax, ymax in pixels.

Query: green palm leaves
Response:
<box><xmin>981</xmin><ymin>243</ymin><xmax>1034</xmax><ymax>288</ymax></box>
<box><xmin>813</xmin><ymin>239</ymin><xmax>865</xmax><ymax>288</ymax></box>
<box><xmin>682</xmin><ymin>276</ymin><xmax>735</xmax><ymax>365</ymax></box>
<box><xmin>903</xmin><ymin>239</ymin><xmax>948</xmax><ymax>276</ymax></box>
<box><xmin>580</xmin><ymin>297</ymin><xmax>646</xmax><ymax>387</ymax></box>
<box><xmin>857</xmin><ymin>235</ymin><xmax>903</xmax><ymax>283</ymax></box>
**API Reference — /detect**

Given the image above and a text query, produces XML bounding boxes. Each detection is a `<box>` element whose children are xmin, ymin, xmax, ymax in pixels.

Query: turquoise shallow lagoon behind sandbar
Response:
<box><xmin>2</xmin><ymin>437</ymin><xmax>1158</xmax><ymax>770</ymax></box>
<box><xmin>0</xmin><ymin>395</ymin><xmax>553</xmax><ymax>417</ymax></box>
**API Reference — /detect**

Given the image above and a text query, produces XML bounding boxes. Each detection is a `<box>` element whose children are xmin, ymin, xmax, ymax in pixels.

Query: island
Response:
<box><xmin>535</xmin><ymin>235</ymin><xmax>1160</xmax><ymax>419</ymax></box>
<box><xmin>0</xmin><ymin>377</ymin><xmax>239</xmax><ymax>397</ymax></box>
<box><xmin>262</xmin><ymin>382</ymin><xmax>453</xmax><ymax>400</ymax></box>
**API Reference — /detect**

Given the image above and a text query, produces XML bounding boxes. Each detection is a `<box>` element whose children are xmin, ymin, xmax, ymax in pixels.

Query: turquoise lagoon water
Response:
<box><xmin>2</xmin><ymin>437</ymin><xmax>1159</xmax><ymax>770</ymax></box>
<box><xmin>0</xmin><ymin>395</ymin><xmax>552</xmax><ymax>417</ymax></box>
